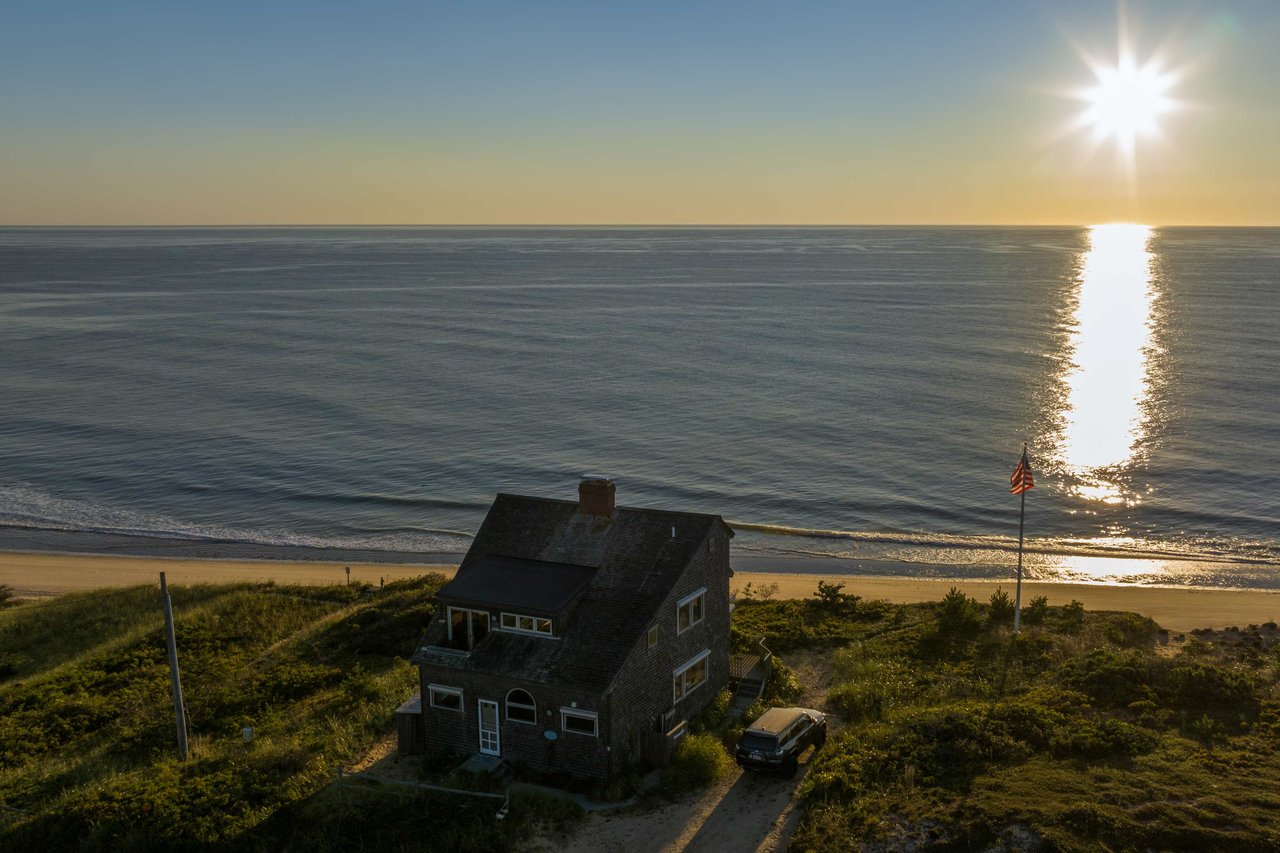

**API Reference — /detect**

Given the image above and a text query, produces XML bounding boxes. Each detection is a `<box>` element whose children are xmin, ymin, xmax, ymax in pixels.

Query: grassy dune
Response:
<box><xmin>5</xmin><ymin>579</ymin><xmax>1280</xmax><ymax>851</ymax></box>
<box><xmin>0</xmin><ymin>575</ymin><xmax>543</xmax><ymax>851</ymax></box>
<box><xmin>732</xmin><ymin>588</ymin><xmax>1280</xmax><ymax>851</ymax></box>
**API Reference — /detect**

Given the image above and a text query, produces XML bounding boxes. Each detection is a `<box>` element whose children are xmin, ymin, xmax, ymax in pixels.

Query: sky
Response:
<box><xmin>1</xmin><ymin>1</ymin><xmax>1277</xmax><ymax>226</ymax></box>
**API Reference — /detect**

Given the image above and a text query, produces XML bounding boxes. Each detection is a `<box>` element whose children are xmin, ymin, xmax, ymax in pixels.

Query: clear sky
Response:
<box><xmin>2</xmin><ymin>1</ymin><xmax>1277</xmax><ymax>225</ymax></box>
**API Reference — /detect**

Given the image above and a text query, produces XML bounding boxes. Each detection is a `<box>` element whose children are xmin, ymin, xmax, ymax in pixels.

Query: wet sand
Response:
<box><xmin>3</xmin><ymin>551</ymin><xmax>1277</xmax><ymax>633</ymax></box>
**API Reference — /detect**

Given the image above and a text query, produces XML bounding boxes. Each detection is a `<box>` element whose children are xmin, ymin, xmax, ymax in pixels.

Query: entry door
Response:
<box><xmin>478</xmin><ymin>699</ymin><xmax>500</xmax><ymax>756</ymax></box>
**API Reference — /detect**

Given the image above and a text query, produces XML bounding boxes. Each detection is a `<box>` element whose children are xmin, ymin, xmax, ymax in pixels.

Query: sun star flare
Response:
<box><xmin>1078</xmin><ymin>53</ymin><xmax>1177</xmax><ymax>155</ymax></box>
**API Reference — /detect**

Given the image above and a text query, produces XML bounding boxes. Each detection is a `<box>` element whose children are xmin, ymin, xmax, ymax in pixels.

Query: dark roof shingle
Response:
<box><xmin>415</xmin><ymin>494</ymin><xmax>730</xmax><ymax>693</ymax></box>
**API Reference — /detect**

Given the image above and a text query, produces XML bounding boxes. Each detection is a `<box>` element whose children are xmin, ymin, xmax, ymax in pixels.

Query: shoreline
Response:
<box><xmin>4</xmin><ymin>549</ymin><xmax>1279</xmax><ymax>633</ymax></box>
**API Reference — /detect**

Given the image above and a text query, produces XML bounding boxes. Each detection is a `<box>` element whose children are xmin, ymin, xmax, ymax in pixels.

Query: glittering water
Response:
<box><xmin>1</xmin><ymin>227</ymin><xmax>1277</xmax><ymax>587</ymax></box>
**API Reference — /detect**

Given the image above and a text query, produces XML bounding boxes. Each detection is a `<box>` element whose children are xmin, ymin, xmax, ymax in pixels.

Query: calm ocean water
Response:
<box><xmin>1</xmin><ymin>227</ymin><xmax>1277</xmax><ymax>588</ymax></box>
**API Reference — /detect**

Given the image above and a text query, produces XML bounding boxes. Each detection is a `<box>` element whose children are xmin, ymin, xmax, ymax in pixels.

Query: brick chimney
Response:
<box><xmin>577</xmin><ymin>476</ymin><xmax>615</xmax><ymax>517</ymax></box>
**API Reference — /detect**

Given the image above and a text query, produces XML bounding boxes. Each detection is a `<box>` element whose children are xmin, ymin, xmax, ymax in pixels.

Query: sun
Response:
<box><xmin>1079</xmin><ymin>53</ymin><xmax>1176</xmax><ymax>154</ymax></box>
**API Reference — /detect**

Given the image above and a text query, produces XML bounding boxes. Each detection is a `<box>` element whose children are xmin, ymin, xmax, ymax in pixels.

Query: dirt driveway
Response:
<box><xmin>541</xmin><ymin>750</ymin><xmax>817</xmax><ymax>853</ymax></box>
<box><xmin>537</xmin><ymin>649</ymin><xmax>834</xmax><ymax>853</ymax></box>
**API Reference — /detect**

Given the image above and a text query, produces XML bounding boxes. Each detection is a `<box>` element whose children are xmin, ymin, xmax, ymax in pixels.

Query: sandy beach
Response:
<box><xmin>4</xmin><ymin>550</ymin><xmax>1278</xmax><ymax>634</ymax></box>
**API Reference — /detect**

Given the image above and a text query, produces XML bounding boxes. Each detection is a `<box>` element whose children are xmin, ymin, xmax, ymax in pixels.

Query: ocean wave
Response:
<box><xmin>0</xmin><ymin>484</ymin><xmax>473</xmax><ymax>554</ymax></box>
<box><xmin>727</xmin><ymin>520</ymin><xmax>1280</xmax><ymax>566</ymax></box>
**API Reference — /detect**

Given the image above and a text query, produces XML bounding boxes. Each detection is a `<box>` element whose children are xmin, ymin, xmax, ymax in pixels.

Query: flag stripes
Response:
<box><xmin>1011</xmin><ymin>453</ymin><xmax>1034</xmax><ymax>495</ymax></box>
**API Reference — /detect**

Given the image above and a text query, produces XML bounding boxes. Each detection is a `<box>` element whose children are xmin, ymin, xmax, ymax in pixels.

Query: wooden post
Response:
<box><xmin>160</xmin><ymin>572</ymin><xmax>189</xmax><ymax>760</ymax></box>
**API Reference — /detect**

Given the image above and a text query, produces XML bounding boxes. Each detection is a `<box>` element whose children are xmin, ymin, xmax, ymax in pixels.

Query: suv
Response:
<box><xmin>735</xmin><ymin>707</ymin><xmax>827</xmax><ymax>776</ymax></box>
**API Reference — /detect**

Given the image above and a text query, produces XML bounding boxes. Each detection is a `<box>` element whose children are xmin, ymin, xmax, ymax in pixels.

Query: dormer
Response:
<box><xmin>434</xmin><ymin>554</ymin><xmax>596</xmax><ymax>650</ymax></box>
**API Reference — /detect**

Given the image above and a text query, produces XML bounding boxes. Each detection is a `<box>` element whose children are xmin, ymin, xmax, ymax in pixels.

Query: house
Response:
<box><xmin>399</xmin><ymin>477</ymin><xmax>734</xmax><ymax>780</ymax></box>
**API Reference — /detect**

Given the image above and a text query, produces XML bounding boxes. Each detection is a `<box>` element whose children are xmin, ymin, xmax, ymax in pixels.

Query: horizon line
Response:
<box><xmin>2</xmin><ymin>222</ymin><xmax>1277</xmax><ymax>229</ymax></box>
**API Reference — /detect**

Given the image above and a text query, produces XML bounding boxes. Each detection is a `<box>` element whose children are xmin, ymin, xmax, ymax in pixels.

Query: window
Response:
<box><xmin>447</xmin><ymin>607</ymin><xmax>490</xmax><ymax>651</ymax></box>
<box><xmin>560</xmin><ymin>708</ymin><xmax>598</xmax><ymax>737</ymax></box>
<box><xmin>676</xmin><ymin>588</ymin><xmax>706</xmax><ymax>634</ymax></box>
<box><xmin>499</xmin><ymin>612</ymin><xmax>554</xmax><ymax>636</ymax></box>
<box><xmin>673</xmin><ymin>650</ymin><xmax>710</xmax><ymax>703</ymax></box>
<box><xmin>506</xmin><ymin>689</ymin><xmax>537</xmax><ymax>724</ymax></box>
<box><xmin>647</xmin><ymin>625</ymin><xmax>659</xmax><ymax>649</ymax></box>
<box><xmin>428</xmin><ymin>684</ymin><xmax>463</xmax><ymax>712</ymax></box>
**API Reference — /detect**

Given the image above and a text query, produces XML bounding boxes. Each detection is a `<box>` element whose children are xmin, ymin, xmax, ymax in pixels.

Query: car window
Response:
<box><xmin>740</xmin><ymin>732</ymin><xmax>778</xmax><ymax>751</ymax></box>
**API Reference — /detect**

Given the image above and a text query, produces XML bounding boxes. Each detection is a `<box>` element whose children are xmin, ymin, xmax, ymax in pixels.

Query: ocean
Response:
<box><xmin>2</xmin><ymin>226</ymin><xmax>1277</xmax><ymax>589</ymax></box>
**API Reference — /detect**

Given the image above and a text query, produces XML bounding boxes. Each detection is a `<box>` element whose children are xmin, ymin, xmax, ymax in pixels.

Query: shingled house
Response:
<box><xmin>400</xmin><ymin>478</ymin><xmax>734</xmax><ymax>780</ymax></box>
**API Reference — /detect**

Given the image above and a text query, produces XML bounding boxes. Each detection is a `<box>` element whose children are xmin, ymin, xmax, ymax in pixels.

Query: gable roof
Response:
<box><xmin>414</xmin><ymin>493</ymin><xmax>732</xmax><ymax>693</ymax></box>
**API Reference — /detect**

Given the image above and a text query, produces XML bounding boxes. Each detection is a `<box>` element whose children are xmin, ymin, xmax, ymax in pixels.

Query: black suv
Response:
<box><xmin>735</xmin><ymin>706</ymin><xmax>827</xmax><ymax>776</ymax></box>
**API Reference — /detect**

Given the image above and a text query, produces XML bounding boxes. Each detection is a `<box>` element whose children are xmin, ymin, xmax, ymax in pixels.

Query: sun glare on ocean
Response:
<box><xmin>1058</xmin><ymin>223</ymin><xmax>1159</xmax><ymax>504</ymax></box>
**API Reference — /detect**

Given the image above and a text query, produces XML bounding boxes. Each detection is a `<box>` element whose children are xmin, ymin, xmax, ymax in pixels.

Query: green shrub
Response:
<box><xmin>1023</xmin><ymin>595</ymin><xmax>1049</xmax><ymax>626</ymax></box>
<box><xmin>1060</xmin><ymin>649</ymin><xmax>1151</xmax><ymax>708</ymax></box>
<box><xmin>660</xmin><ymin>732</ymin><xmax>732</xmax><ymax>797</ymax></box>
<box><xmin>691</xmin><ymin>688</ymin><xmax>732</xmax><ymax>733</ymax></box>
<box><xmin>764</xmin><ymin>659</ymin><xmax>803</xmax><ymax>704</ymax></box>
<box><xmin>1102</xmin><ymin>613</ymin><xmax>1159</xmax><ymax>648</ymax></box>
<box><xmin>814</xmin><ymin>581</ymin><xmax>860</xmax><ymax>609</ymax></box>
<box><xmin>937</xmin><ymin>588</ymin><xmax>982</xmax><ymax>638</ymax></box>
<box><xmin>1060</xmin><ymin>600</ymin><xmax>1086</xmax><ymax>633</ymax></box>
<box><xmin>1050</xmin><ymin>717</ymin><xmax>1156</xmax><ymax>759</ymax></box>
<box><xmin>1165</xmin><ymin>662</ymin><xmax>1260</xmax><ymax>728</ymax></box>
<box><xmin>988</xmin><ymin>588</ymin><xmax>1015</xmax><ymax>625</ymax></box>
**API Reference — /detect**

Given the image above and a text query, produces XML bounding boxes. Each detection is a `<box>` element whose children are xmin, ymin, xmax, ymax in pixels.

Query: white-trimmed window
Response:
<box><xmin>560</xmin><ymin>708</ymin><xmax>599</xmax><ymax>737</ymax></box>
<box><xmin>673</xmin><ymin>650</ymin><xmax>710</xmax><ymax>703</ymax></box>
<box><xmin>499</xmin><ymin>612</ymin><xmax>554</xmax><ymax>636</ymax></box>
<box><xmin>506</xmin><ymin>689</ymin><xmax>537</xmax><ymax>724</ymax></box>
<box><xmin>676</xmin><ymin>588</ymin><xmax>706</xmax><ymax>634</ymax></box>
<box><xmin>647</xmin><ymin>625</ymin><xmax>659</xmax><ymax>649</ymax></box>
<box><xmin>428</xmin><ymin>684</ymin><xmax>463</xmax><ymax>712</ymax></box>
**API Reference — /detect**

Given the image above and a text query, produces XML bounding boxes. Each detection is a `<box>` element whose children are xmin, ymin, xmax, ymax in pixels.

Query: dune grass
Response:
<box><xmin>7</xmin><ymin>578</ymin><xmax>1279</xmax><ymax>850</ymax></box>
<box><xmin>0</xmin><ymin>576</ymin><xmax>470</xmax><ymax>850</ymax></box>
<box><xmin>738</xmin><ymin>588</ymin><xmax>1280</xmax><ymax>852</ymax></box>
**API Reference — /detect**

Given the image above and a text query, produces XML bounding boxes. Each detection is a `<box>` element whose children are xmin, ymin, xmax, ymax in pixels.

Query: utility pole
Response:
<box><xmin>160</xmin><ymin>572</ymin><xmax>189</xmax><ymax>760</ymax></box>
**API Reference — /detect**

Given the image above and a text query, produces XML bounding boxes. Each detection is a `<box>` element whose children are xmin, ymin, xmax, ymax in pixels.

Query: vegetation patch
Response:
<box><xmin>776</xmin><ymin>594</ymin><xmax>1280</xmax><ymax>852</ymax></box>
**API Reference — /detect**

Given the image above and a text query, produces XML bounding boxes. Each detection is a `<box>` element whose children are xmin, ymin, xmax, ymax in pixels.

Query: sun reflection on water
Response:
<box><xmin>1060</xmin><ymin>224</ymin><xmax>1158</xmax><ymax>503</ymax></box>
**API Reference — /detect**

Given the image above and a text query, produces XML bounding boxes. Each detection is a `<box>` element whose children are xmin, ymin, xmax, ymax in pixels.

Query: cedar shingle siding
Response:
<box><xmin>405</xmin><ymin>487</ymin><xmax>733</xmax><ymax>780</ymax></box>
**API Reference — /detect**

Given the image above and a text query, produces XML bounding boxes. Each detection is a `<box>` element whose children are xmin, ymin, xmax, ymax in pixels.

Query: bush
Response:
<box><xmin>920</xmin><ymin>588</ymin><xmax>983</xmax><ymax>658</ymax></box>
<box><xmin>691</xmin><ymin>688</ymin><xmax>733</xmax><ymax>733</ymax></box>
<box><xmin>1102</xmin><ymin>613</ymin><xmax>1159</xmax><ymax>648</ymax></box>
<box><xmin>0</xmin><ymin>584</ymin><xmax>17</xmax><ymax>608</ymax></box>
<box><xmin>764</xmin><ymin>659</ymin><xmax>803</xmax><ymax>704</ymax></box>
<box><xmin>1023</xmin><ymin>595</ymin><xmax>1049</xmax><ymax>626</ymax></box>
<box><xmin>988</xmin><ymin>589</ymin><xmax>1015</xmax><ymax>625</ymax></box>
<box><xmin>937</xmin><ymin>588</ymin><xmax>982</xmax><ymax>638</ymax></box>
<box><xmin>660</xmin><ymin>733</ymin><xmax>732</xmax><ymax>797</ymax></box>
<box><xmin>1050</xmin><ymin>717</ymin><xmax>1156</xmax><ymax>759</ymax></box>
<box><xmin>1059</xmin><ymin>649</ymin><xmax>1152</xmax><ymax>708</ymax></box>
<box><xmin>1060</xmin><ymin>600</ymin><xmax>1085</xmax><ymax>633</ymax></box>
<box><xmin>737</xmin><ymin>581</ymin><xmax>780</xmax><ymax>602</ymax></box>
<box><xmin>1165</xmin><ymin>662</ymin><xmax>1260</xmax><ymax>728</ymax></box>
<box><xmin>814</xmin><ymin>581</ymin><xmax>860</xmax><ymax>609</ymax></box>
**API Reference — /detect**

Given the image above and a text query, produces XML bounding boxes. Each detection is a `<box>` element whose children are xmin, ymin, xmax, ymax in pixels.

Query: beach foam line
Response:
<box><xmin>727</xmin><ymin>520</ymin><xmax>1278</xmax><ymax>565</ymax></box>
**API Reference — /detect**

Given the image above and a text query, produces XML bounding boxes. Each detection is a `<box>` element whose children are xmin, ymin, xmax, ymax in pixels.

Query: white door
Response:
<box><xmin>478</xmin><ymin>699</ymin><xmax>500</xmax><ymax>756</ymax></box>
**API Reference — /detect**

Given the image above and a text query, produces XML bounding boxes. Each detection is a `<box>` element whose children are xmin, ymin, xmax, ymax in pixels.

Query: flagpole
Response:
<box><xmin>1014</xmin><ymin>445</ymin><xmax>1026</xmax><ymax>634</ymax></box>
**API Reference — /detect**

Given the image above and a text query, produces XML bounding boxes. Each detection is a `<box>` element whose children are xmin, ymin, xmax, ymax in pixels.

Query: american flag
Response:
<box><xmin>1010</xmin><ymin>450</ymin><xmax>1034</xmax><ymax>495</ymax></box>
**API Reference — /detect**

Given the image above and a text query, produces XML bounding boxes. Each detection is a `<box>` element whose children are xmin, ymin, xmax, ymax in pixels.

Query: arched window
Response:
<box><xmin>506</xmin><ymin>689</ymin><xmax>536</xmax><ymax>724</ymax></box>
